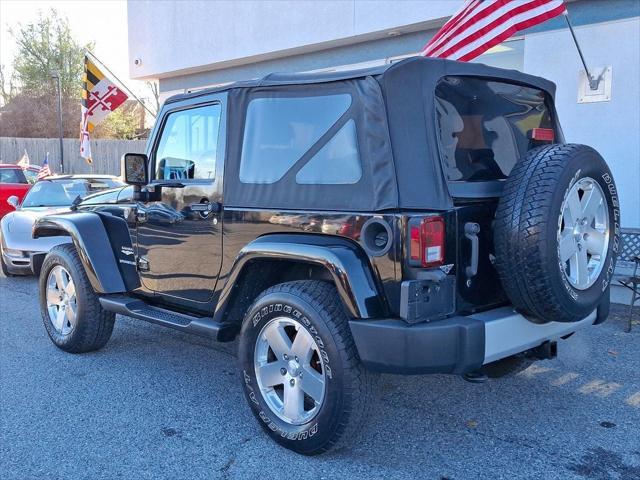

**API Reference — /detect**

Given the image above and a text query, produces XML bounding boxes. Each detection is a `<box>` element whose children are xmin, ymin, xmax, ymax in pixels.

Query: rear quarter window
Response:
<box><xmin>435</xmin><ymin>76</ymin><xmax>556</xmax><ymax>183</ymax></box>
<box><xmin>239</xmin><ymin>94</ymin><xmax>361</xmax><ymax>185</ymax></box>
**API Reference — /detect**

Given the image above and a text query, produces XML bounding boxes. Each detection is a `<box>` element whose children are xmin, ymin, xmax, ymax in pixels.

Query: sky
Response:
<box><xmin>0</xmin><ymin>0</ymin><xmax>148</xmax><ymax>97</ymax></box>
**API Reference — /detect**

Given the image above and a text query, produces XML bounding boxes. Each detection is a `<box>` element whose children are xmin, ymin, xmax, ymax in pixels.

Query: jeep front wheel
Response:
<box><xmin>39</xmin><ymin>244</ymin><xmax>115</xmax><ymax>353</ymax></box>
<box><xmin>238</xmin><ymin>281</ymin><xmax>372</xmax><ymax>455</ymax></box>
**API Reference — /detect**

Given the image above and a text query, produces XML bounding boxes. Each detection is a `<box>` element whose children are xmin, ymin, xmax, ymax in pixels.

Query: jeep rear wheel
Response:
<box><xmin>494</xmin><ymin>144</ymin><xmax>620</xmax><ymax>323</ymax></box>
<box><xmin>39</xmin><ymin>244</ymin><xmax>115</xmax><ymax>353</ymax></box>
<box><xmin>238</xmin><ymin>281</ymin><xmax>372</xmax><ymax>455</ymax></box>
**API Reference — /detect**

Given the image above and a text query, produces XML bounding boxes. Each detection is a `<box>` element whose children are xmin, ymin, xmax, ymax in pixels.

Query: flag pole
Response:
<box><xmin>563</xmin><ymin>11</ymin><xmax>600</xmax><ymax>91</ymax></box>
<box><xmin>85</xmin><ymin>50</ymin><xmax>156</xmax><ymax>118</ymax></box>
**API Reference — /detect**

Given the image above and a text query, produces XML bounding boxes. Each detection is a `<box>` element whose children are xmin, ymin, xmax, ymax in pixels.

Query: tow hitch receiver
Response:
<box><xmin>463</xmin><ymin>341</ymin><xmax>558</xmax><ymax>383</ymax></box>
<box><xmin>462</xmin><ymin>371</ymin><xmax>488</xmax><ymax>384</ymax></box>
<box><xmin>529</xmin><ymin>340</ymin><xmax>558</xmax><ymax>360</ymax></box>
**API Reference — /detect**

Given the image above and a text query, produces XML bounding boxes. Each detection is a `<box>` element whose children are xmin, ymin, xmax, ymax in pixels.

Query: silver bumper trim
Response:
<box><xmin>469</xmin><ymin>307</ymin><xmax>597</xmax><ymax>365</ymax></box>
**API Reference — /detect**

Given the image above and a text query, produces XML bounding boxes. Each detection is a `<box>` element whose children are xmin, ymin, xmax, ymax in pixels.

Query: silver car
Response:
<box><xmin>0</xmin><ymin>175</ymin><xmax>123</xmax><ymax>276</ymax></box>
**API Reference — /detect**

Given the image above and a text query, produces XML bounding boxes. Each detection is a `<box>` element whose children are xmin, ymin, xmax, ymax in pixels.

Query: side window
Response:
<box><xmin>0</xmin><ymin>168</ymin><xmax>28</xmax><ymax>184</ymax></box>
<box><xmin>296</xmin><ymin>119</ymin><xmax>361</xmax><ymax>184</ymax></box>
<box><xmin>155</xmin><ymin>104</ymin><xmax>221</xmax><ymax>180</ymax></box>
<box><xmin>240</xmin><ymin>94</ymin><xmax>352</xmax><ymax>184</ymax></box>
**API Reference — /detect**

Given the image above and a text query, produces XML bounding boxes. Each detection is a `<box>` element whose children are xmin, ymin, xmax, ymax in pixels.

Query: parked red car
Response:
<box><xmin>0</xmin><ymin>164</ymin><xmax>40</xmax><ymax>219</ymax></box>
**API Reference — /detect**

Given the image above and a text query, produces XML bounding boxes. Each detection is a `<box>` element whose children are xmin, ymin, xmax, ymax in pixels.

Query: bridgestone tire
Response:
<box><xmin>238</xmin><ymin>281</ymin><xmax>373</xmax><ymax>455</ymax></box>
<box><xmin>494</xmin><ymin>144</ymin><xmax>620</xmax><ymax>323</ymax></box>
<box><xmin>39</xmin><ymin>244</ymin><xmax>115</xmax><ymax>353</ymax></box>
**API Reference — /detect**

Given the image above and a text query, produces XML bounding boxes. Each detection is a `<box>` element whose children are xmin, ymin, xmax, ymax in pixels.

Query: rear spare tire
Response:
<box><xmin>494</xmin><ymin>144</ymin><xmax>620</xmax><ymax>323</ymax></box>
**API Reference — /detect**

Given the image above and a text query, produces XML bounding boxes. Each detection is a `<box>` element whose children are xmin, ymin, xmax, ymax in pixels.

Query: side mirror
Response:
<box><xmin>121</xmin><ymin>153</ymin><xmax>149</xmax><ymax>186</ymax></box>
<box><xmin>7</xmin><ymin>195</ymin><xmax>19</xmax><ymax>209</ymax></box>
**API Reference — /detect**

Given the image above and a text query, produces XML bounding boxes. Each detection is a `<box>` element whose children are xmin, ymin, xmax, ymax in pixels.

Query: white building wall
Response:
<box><xmin>129</xmin><ymin>1</ymin><xmax>639</xmax><ymax>229</ymax></box>
<box><xmin>524</xmin><ymin>18</ymin><xmax>640</xmax><ymax>228</ymax></box>
<box><xmin>127</xmin><ymin>0</ymin><xmax>460</xmax><ymax>79</ymax></box>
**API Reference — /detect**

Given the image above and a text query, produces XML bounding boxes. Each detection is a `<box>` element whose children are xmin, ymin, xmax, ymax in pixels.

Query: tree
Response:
<box><xmin>0</xmin><ymin>9</ymin><xmax>145</xmax><ymax>140</ymax></box>
<box><xmin>0</xmin><ymin>93</ymin><xmax>79</xmax><ymax>138</ymax></box>
<box><xmin>144</xmin><ymin>81</ymin><xmax>161</xmax><ymax>117</ymax></box>
<box><xmin>0</xmin><ymin>65</ymin><xmax>18</xmax><ymax>106</ymax></box>
<box><xmin>10</xmin><ymin>9</ymin><xmax>88</xmax><ymax>99</ymax></box>
<box><xmin>0</xmin><ymin>10</ymin><xmax>88</xmax><ymax>138</ymax></box>
<box><xmin>93</xmin><ymin>100</ymin><xmax>145</xmax><ymax>140</ymax></box>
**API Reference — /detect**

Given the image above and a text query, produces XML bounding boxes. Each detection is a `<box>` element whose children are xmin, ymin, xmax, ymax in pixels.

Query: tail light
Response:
<box><xmin>529</xmin><ymin>128</ymin><xmax>555</xmax><ymax>142</ymax></box>
<box><xmin>408</xmin><ymin>216</ymin><xmax>445</xmax><ymax>268</ymax></box>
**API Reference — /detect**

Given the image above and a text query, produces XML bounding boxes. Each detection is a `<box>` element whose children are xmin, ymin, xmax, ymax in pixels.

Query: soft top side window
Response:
<box><xmin>239</xmin><ymin>93</ymin><xmax>361</xmax><ymax>185</ymax></box>
<box><xmin>296</xmin><ymin>119</ymin><xmax>361</xmax><ymax>185</ymax></box>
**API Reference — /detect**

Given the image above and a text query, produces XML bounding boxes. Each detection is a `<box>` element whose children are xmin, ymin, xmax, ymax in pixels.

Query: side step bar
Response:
<box><xmin>99</xmin><ymin>295</ymin><xmax>228</xmax><ymax>340</ymax></box>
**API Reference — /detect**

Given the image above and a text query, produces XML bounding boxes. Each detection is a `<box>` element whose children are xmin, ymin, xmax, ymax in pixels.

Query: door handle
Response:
<box><xmin>155</xmin><ymin>181</ymin><xmax>185</xmax><ymax>189</ymax></box>
<box><xmin>464</xmin><ymin>222</ymin><xmax>480</xmax><ymax>279</ymax></box>
<box><xmin>189</xmin><ymin>201</ymin><xmax>220</xmax><ymax>213</ymax></box>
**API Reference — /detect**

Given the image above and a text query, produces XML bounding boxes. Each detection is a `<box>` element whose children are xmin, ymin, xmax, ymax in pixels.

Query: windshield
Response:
<box><xmin>21</xmin><ymin>178</ymin><xmax>121</xmax><ymax>208</ymax></box>
<box><xmin>80</xmin><ymin>185</ymin><xmax>133</xmax><ymax>205</ymax></box>
<box><xmin>23</xmin><ymin>169</ymin><xmax>39</xmax><ymax>184</ymax></box>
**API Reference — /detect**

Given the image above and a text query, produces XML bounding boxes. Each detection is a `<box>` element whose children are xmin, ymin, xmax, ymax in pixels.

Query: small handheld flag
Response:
<box><xmin>80</xmin><ymin>54</ymin><xmax>129</xmax><ymax>164</ymax></box>
<box><xmin>17</xmin><ymin>149</ymin><xmax>30</xmax><ymax>168</ymax></box>
<box><xmin>37</xmin><ymin>154</ymin><xmax>52</xmax><ymax>180</ymax></box>
<box><xmin>421</xmin><ymin>0</ymin><xmax>566</xmax><ymax>61</ymax></box>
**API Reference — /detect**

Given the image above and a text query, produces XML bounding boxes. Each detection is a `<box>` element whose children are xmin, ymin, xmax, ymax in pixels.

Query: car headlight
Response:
<box><xmin>2</xmin><ymin>248</ymin><xmax>24</xmax><ymax>258</ymax></box>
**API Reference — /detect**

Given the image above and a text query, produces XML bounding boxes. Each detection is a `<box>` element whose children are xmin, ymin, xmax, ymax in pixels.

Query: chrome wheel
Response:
<box><xmin>46</xmin><ymin>265</ymin><xmax>77</xmax><ymax>335</ymax></box>
<box><xmin>254</xmin><ymin>317</ymin><xmax>326</xmax><ymax>425</ymax></box>
<box><xmin>558</xmin><ymin>177</ymin><xmax>609</xmax><ymax>290</ymax></box>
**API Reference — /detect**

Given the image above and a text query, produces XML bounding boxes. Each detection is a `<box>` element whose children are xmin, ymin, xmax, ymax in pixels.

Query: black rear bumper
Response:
<box><xmin>349</xmin><ymin>303</ymin><xmax>603</xmax><ymax>375</ymax></box>
<box><xmin>349</xmin><ymin>316</ymin><xmax>485</xmax><ymax>375</ymax></box>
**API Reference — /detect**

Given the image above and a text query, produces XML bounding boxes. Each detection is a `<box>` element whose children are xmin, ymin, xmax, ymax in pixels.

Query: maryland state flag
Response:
<box><xmin>80</xmin><ymin>55</ymin><xmax>129</xmax><ymax>163</ymax></box>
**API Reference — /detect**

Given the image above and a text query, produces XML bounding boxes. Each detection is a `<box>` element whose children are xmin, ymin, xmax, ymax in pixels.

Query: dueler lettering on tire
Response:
<box><xmin>494</xmin><ymin>144</ymin><xmax>620</xmax><ymax>323</ymax></box>
<box><xmin>238</xmin><ymin>281</ymin><xmax>372</xmax><ymax>455</ymax></box>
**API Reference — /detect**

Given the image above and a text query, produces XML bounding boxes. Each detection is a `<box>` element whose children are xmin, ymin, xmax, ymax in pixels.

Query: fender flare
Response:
<box><xmin>214</xmin><ymin>234</ymin><xmax>387</xmax><ymax>321</ymax></box>
<box><xmin>33</xmin><ymin>212</ymin><xmax>126</xmax><ymax>293</ymax></box>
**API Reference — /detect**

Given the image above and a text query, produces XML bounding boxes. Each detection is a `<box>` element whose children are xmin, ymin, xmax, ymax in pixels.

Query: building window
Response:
<box><xmin>387</xmin><ymin>38</ymin><xmax>524</xmax><ymax>72</ymax></box>
<box><xmin>473</xmin><ymin>38</ymin><xmax>524</xmax><ymax>71</ymax></box>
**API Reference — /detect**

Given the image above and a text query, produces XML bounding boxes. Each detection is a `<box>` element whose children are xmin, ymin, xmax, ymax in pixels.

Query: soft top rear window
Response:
<box><xmin>435</xmin><ymin>76</ymin><xmax>556</xmax><ymax>184</ymax></box>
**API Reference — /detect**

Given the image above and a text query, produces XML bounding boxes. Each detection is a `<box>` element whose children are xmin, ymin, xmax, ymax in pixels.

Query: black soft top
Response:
<box><xmin>167</xmin><ymin>57</ymin><xmax>555</xmax><ymax>103</ymax></box>
<box><xmin>169</xmin><ymin>57</ymin><xmax>557</xmax><ymax>212</ymax></box>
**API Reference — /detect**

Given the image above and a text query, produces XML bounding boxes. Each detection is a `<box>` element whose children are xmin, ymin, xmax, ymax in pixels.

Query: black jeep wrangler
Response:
<box><xmin>35</xmin><ymin>57</ymin><xmax>619</xmax><ymax>455</ymax></box>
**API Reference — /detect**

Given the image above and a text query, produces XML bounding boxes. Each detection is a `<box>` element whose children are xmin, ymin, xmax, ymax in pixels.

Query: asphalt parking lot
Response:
<box><xmin>1</xmin><ymin>272</ymin><xmax>639</xmax><ymax>480</ymax></box>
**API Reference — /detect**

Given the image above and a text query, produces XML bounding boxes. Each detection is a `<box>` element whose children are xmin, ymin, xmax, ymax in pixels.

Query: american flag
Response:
<box><xmin>37</xmin><ymin>157</ymin><xmax>52</xmax><ymax>180</ymax></box>
<box><xmin>421</xmin><ymin>0</ymin><xmax>566</xmax><ymax>61</ymax></box>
